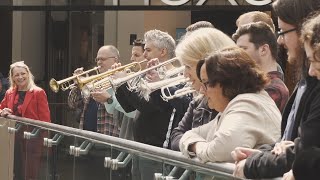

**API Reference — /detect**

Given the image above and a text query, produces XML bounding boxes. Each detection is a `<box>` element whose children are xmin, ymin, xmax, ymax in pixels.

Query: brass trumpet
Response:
<box><xmin>49</xmin><ymin>66</ymin><xmax>100</xmax><ymax>93</ymax></box>
<box><xmin>79</xmin><ymin>59</ymin><xmax>147</xmax><ymax>95</ymax></box>
<box><xmin>109</xmin><ymin>57</ymin><xmax>181</xmax><ymax>91</ymax></box>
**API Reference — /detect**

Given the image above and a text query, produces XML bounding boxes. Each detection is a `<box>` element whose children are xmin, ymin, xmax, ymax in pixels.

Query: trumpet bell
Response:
<box><xmin>49</xmin><ymin>78</ymin><xmax>59</xmax><ymax>93</ymax></box>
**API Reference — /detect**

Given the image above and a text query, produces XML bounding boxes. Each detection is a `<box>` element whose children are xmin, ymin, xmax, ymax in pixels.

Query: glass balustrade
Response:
<box><xmin>0</xmin><ymin>116</ymin><xmax>284</xmax><ymax>180</ymax></box>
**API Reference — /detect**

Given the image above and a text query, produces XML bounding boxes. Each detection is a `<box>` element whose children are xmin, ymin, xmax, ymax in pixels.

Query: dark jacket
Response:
<box><xmin>115</xmin><ymin>83</ymin><xmax>190</xmax><ymax>147</ymax></box>
<box><xmin>170</xmin><ymin>96</ymin><xmax>218</xmax><ymax>151</ymax></box>
<box><xmin>0</xmin><ymin>73</ymin><xmax>9</xmax><ymax>102</ymax></box>
<box><xmin>244</xmin><ymin>76</ymin><xmax>320</xmax><ymax>179</ymax></box>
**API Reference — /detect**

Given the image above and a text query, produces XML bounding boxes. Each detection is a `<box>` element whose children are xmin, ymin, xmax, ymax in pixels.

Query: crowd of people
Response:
<box><xmin>1</xmin><ymin>0</ymin><xmax>320</xmax><ymax>179</ymax></box>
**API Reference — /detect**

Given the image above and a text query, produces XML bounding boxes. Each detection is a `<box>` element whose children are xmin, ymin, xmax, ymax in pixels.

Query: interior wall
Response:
<box><xmin>117</xmin><ymin>11</ymin><xmax>145</xmax><ymax>64</ymax></box>
<box><xmin>104</xmin><ymin>1</ymin><xmax>191</xmax><ymax>64</ymax></box>
<box><xmin>144</xmin><ymin>11</ymin><xmax>191</xmax><ymax>41</ymax></box>
<box><xmin>12</xmin><ymin>0</ymin><xmax>46</xmax><ymax>83</ymax></box>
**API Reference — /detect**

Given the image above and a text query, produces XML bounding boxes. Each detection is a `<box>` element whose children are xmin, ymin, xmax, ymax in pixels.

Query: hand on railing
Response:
<box><xmin>0</xmin><ymin>108</ymin><xmax>12</xmax><ymax>117</ymax></box>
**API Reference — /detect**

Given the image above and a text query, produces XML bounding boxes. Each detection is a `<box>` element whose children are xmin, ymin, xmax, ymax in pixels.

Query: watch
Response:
<box><xmin>106</xmin><ymin>96</ymin><xmax>113</xmax><ymax>104</ymax></box>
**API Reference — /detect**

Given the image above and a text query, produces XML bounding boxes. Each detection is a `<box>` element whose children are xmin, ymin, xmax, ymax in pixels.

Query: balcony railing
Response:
<box><xmin>0</xmin><ymin>115</ymin><xmax>282</xmax><ymax>180</ymax></box>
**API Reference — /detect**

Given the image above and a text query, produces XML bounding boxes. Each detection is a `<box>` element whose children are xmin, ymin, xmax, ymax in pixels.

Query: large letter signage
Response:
<box><xmin>160</xmin><ymin>0</ymin><xmax>271</xmax><ymax>6</ymax></box>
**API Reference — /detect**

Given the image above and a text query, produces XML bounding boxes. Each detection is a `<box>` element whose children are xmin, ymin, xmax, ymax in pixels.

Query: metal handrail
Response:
<box><xmin>4</xmin><ymin>115</ymin><xmax>238</xmax><ymax>179</ymax></box>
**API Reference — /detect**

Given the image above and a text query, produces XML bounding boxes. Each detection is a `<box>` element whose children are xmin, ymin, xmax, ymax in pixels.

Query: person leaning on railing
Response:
<box><xmin>179</xmin><ymin>47</ymin><xmax>281</xmax><ymax>164</ymax></box>
<box><xmin>281</xmin><ymin>11</ymin><xmax>320</xmax><ymax>180</ymax></box>
<box><xmin>231</xmin><ymin>0</ymin><xmax>320</xmax><ymax>179</ymax></box>
<box><xmin>0</xmin><ymin>61</ymin><xmax>50</xmax><ymax>121</ymax></box>
<box><xmin>0</xmin><ymin>61</ymin><xmax>51</xmax><ymax>180</ymax></box>
<box><xmin>170</xmin><ymin>27</ymin><xmax>235</xmax><ymax>151</ymax></box>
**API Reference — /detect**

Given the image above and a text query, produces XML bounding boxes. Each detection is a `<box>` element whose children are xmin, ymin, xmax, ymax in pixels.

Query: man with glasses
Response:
<box><xmin>68</xmin><ymin>45</ymin><xmax>120</xmax><ymax>136</ymax></box>
<box><xmin>231</xmin><ymin>0</ymin><xmax>320</xmax><ymax>179</ymax></box>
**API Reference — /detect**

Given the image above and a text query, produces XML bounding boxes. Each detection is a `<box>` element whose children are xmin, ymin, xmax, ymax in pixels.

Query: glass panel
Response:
<box><xmin>13</xmin><ymin>123</ymin><xmax>26</xmax><ymax>179</ymax></box>
<box><xmin>0</xmin><ymin>117</ymin><xmax>11</xmax><ymax>180</ymax></box>
<box><xmin>111</xmin><ymin>146</ymin><xmax>165</xmax><ymax>180</ymax></box>
<box><xmin>73</xmin><ymin>137</ymin><xmax>112</xmax><ymax>180</ymax></box>
<box><xmin>69</xmin><ymin>11</ymin><xmax>104</xmax><ymax>71</ymax></box>
<box><xmin>162</xmin><ymin>160</ymin><xmax>237</xmax><ymax>180</ymax></box>
<box><xmin>50</xmin><ymin>131</ymin><xmax>76</xmax><ymax>180</ymax></box>
<box><xmin>107</xmin><ymin>146</ymin><xmax>132</xmax><ymax>180</ymax></box>
<box><xmin>161</xmin><ymin>163</ymin><xmax>194</xmax><ymax>180</ymax></box>
<box><xmin>22</xmin><ymin>125</ymin><xmax>47</xmax><ymax>180</ymax></box>
<box><xmin>8</xmin><ymin>119</ymin><xmax>16</xmax><ymax>180</ymax></box>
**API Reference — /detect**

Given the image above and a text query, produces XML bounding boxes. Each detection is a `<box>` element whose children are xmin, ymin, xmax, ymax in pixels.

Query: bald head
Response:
<box><xmin>96</xmin><ymin>45</ymin><xmax>120</xmax><ymax>73</ymax></box>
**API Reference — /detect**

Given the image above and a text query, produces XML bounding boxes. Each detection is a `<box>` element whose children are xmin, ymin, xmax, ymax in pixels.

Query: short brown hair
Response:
<box><xmin>236</xmin><ymin>11</ymin><xmax>275</xmax><ymax>32</ymax></box>
<box><xmin>186</xmin><ymin>21</ymin><xmax>214</xmax><ymax>32</ymax></box>
<box><xmin>197</xmin><ymin>46</ymin><xmax>268</xmax><ymax>100</ymax></box>
<box><xmin>133</xmin><ymin>38</ymin><xmax>145</xmax><ymax>50</ymax></box>
<box><xmin>233</xmin><ymin>21</ymin><xmax>278</xmax><ymax>60</ymax></box>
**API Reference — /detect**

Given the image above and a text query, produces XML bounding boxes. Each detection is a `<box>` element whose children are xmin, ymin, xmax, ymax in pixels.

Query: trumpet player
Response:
<box><xmin>114</xmin><ymin>29</ymin><xmax>191</xmax><ymax>180</ymax></box>
<box><xmin>68</xmin><ymin>45</ymin><xmax>122</xmax><ymax>136</ymax></box>
<box><xmin>131</xmin><ymin>39</ymin><xmax>147</xmax><ymax>70</ymax></box>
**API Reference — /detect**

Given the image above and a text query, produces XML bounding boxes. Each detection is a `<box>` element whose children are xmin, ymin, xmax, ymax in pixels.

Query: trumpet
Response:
<box><xmin>81</xmin><ymin>77</ymin><xmax>112</xmax><ymax>98</ymax></box>
<box><xmin>109</xmin><ymin>57</ymin><xmax>181</xmax><ymax>91</ymax></box>
<box><xmin>138</xmin><ymin>75</ymin><xmax>186</xmax><ymax>101</ymax></box>
<box><xmin>49</xmin><ymin>66</ymin><xmax>100</xmax><ymax>93</ymax></box>
<box><xmin>80</xmin><ymin>60</ymin><xmax>147</xmax><ymax>95</ymax></box>
<box><xmin>161</xmin><ymin>78</ymin><xmax>196</xmax><ymax>101</ymax></box>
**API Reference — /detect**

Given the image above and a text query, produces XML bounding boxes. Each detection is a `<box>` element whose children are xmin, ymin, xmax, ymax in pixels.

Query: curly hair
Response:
<box><xmin>197</xmin><ymin>46</ymin><xmax>268</xmax><ymax>100</ymax></box>
<box><xmin>301</xmin><ymin>11</ymin><xmax>320</xmax><ymax>62</ymax></box>
<box><xmin>144</xmin><ymin>29</ymin><xmax>176</xmax><ymax>59</ymax></box>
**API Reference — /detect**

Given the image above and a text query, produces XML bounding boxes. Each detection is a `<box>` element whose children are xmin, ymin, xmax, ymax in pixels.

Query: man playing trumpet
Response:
<box><xmin>114</xmin><ymin>29</ymin><xmax>191</xmax><ymax>180</ymax></box>
<box><xmin>68</xmin><ymin>45</ymin><xmax>121</xmax><ymax>136</ymax></box>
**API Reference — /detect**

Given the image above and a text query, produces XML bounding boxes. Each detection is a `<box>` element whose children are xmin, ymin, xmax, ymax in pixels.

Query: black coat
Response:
<box><xmin>115</xmin><ymin>83</ymin><xmax>191</xmax><ymax>147</ymax></box>
<box><xmin>244</xmin><ymin>76</ymin><xmax>320</xmax><ymax>179</ymax></box>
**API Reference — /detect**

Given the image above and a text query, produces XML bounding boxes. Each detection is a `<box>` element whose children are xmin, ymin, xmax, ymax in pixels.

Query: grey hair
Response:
<box><xmin>144</xmin><ymin>29</ymin><xmax>176</xmax><ymax>59</ymax></box>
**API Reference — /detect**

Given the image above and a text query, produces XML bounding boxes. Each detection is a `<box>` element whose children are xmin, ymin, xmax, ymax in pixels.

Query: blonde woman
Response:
<box><xmin>170</xmin><ymin>27</ymin><xmax>236</xmax><ymax>151</ymax></box>
<box><xmin>0</xmin><ymin>61</ymin><xmax>50</xmax><ymax>121</ymax></box>
<box><xmin>0</xmin><ymin>61</ymin><xmax>50</xmax><ymax>180</ymax></box>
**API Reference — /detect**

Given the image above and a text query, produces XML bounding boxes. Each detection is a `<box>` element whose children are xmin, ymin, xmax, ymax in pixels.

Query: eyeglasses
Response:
<box><xmin>277</xmin><ymin>28</ymin><xmax>297</xmax><ymax>38</ymax></box>
<box><xmin>95</xmin><ymin>57</ymin><xmax>117</xmax><ymax>62</ymax></box>
<box><xmin>201</xmin><ymin>81</ymin><xmax>210</xmax><ymax>91</ymax></box>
